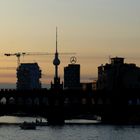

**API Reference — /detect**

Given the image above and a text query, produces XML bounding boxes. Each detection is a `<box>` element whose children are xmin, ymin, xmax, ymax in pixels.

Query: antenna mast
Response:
<box><xmin>56</xmin><ymin>26</ymin><xmax>58</xmax><ymax>53</ymax></box>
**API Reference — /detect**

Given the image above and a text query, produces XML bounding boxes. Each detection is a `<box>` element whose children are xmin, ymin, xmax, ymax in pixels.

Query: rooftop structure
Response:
<box><xmin>17</xmin><ymin>63</ymin><xmax>42</xmax><ymax>90</ymax></box>
<box><xmin>110</xmin><ymin>57</ymin><xmax>124</xmax><ymax>65</ymax></box>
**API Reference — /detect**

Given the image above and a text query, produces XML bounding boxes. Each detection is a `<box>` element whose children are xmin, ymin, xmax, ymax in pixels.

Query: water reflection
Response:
<box><xmin>0</xmin><ymin>116</ymin><xmax>139</xmax><ymax>140</ymax></box>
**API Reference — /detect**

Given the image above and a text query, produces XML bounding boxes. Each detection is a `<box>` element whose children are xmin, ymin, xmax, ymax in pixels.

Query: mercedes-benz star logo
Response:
<box><xmin>70</xmin><ymin>56</ymin><xmax>77</xmax><ymax>64</ymax></box>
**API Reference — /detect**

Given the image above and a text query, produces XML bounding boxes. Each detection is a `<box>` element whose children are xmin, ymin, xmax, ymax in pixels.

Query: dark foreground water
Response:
<box><xmin>0</xmin><ymin>116</ymin><xmax>140</xmax><ymax>140</ymax></box>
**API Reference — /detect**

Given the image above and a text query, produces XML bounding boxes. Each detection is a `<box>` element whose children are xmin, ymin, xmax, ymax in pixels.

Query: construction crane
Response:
<box><xmin>4</xmin><ymin>52</ymin><xmax>76</xmax><ymax>68</ymax></box>
<box><xmin>4</xmin><ymin>52</ymin><xmax>55</xmax><ymax>68</ymax></box>
<box><xmin>4</xmin><ymin>52</ymin><xmax>26</xmax><ymax>68</ymax></box>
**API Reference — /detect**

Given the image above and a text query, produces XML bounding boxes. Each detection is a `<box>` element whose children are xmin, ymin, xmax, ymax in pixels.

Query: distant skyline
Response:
<box><xmin>0</xmin><ymin>0</ymin><xmax>140</xmax><ymax>88</ymax></box>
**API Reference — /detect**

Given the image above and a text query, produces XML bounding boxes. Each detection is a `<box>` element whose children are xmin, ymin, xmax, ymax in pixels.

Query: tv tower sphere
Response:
<box><xmin>53</xmin><ymin>27</ymin><xmax>60</xmax><ymax>66</ymax></box>
<box><xmin>53</xmin><ymin>55</ymin><xmax>60</xmax><ymax>66</ymax></box>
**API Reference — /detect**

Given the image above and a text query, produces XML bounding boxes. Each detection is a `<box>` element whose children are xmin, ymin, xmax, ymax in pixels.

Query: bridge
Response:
<box><xmin>0</xmin><ymin>88</ymin><xmax>140</xmax><ymax>124</ymax></box>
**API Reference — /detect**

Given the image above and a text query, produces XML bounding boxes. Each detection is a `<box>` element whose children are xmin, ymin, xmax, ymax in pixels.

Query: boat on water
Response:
<box><xmin>20</xmin><ymin>122</ymin><xmax>36</xmax><ymax>130</ymax></box>
<box><xmin>35</xmin><ymin>118</ymin><xmax>48</xmax><ymax>126</ymax></box>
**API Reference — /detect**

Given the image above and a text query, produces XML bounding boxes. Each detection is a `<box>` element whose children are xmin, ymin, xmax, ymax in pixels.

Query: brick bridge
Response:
<box><xmin>0</xmin><ymin>88</ymin><xmax>140</xmax><ymax>124</ymax></box>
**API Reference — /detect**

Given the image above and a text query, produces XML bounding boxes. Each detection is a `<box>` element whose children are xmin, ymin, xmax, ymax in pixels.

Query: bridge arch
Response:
<box><xmin>34</xmin><ymin>97</ymin><xmax>40</xmax><ymax>106</ymax></box>
<box><xmin>0</xmin><ymin>97</ymin><xmax>7</xmax><ymax>105</ymax></box>
<box><xmin>17</xmin><ymin>97</ymin><xmax>24</xmax><ymax>105</ymax></box>
<box><xmin>25</xmin><ymin>98</ymin><xmax>33</xmax><ymax>106</ymax></box>
<box><xmin>8</xmin><ymin>97</ymin><xmax>15</xmax><ymax>104</ymax></box>
<box><xmin>42</xmin><ymin>97</ymin><xmax>49</xmax><ymax>106</ymax></box>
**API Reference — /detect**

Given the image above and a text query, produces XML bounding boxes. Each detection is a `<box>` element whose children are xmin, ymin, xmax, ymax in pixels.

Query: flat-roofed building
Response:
<box><xmin>97</xmin><ymin>57</ymin><xmax>140</xmax><ymax>90</ymax></box>
<box><xmin>64</xmin><ymin>64</ymin><xmax>80</xmax><ymax>89</ymax></box>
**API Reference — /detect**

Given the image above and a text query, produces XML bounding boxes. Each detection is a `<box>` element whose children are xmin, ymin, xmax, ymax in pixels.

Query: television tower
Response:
<box><xmin>53</xmin><ymin>27</ymin><xmax>60</xmax><ymax>80</ymax></box>
<box><xmin>51</xmin><ymin>27</ymin><xmax>63</xmax><ymax>90</ymax></box>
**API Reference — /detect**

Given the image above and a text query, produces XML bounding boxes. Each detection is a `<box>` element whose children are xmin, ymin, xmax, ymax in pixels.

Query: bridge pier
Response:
<box><xmin>47</xmin><ymin>107</ymin><xmax>65</xmax><ymax>125</ymax></box>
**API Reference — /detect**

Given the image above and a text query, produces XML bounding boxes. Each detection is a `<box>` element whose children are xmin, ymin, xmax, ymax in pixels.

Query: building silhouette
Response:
<box><xmin>64</xmin><ymin>64</ymin><xmax>80</xmax><ymax>89</ymax></box>
<box><xmin>51</xmin><ymin>27</ymin><xmax>63</xmax><ymax>90</ymax></box>
<box><xmin>16</xmin><ymin>63</ymin><xmax>42</xmax><ymax>90</ymax></box>
<box><xmin>97</xmin><ymin>57</ymin><xmax>140</xmax><ymax>90</ymax></box>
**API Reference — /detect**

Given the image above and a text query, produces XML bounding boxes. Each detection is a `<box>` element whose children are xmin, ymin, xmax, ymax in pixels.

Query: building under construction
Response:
<box><xmin>16</xmin><ymin>63</ymin><xmax>42</xmax><ymax>90</ymax></box>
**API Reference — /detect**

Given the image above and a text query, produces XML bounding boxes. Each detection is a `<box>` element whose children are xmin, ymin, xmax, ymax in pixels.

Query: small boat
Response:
<box><xmin>20</xmin><ymin>121</ymin><xmax>36</xmax><ymax>130</ymax></box>
<box><xmin>35</xmin><ymin>118</ymin><xmax>48</xmax><ymax>126</ymax></box>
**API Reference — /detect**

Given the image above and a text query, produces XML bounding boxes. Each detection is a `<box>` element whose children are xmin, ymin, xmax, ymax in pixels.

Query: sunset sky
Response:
<box><xmin>0</xmin><ymin>0</ymin><xmax>140</xmax><ymax>88</ymax></box>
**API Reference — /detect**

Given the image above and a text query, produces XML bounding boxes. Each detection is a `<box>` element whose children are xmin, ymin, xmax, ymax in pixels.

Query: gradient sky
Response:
<box><xmin>0</xmin><ymin>0</ymin><xmax>140</xmax><ymax>88</ymax></box>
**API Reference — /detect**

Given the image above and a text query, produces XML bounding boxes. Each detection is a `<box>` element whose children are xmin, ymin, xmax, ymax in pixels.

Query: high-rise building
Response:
<box><xmin>16</xmin><ymin>63</ymin><xmax>42</xmax><ymax>90</ymax></box>
<box><xmin>97</xmin><ymin>57</ymin><xmax>140</xmax><ymax>90</ymax></box>
<box><xmin>64</xmin><ymin>64</ymin><xmax>80</xmax><ymax>89</ymax></box>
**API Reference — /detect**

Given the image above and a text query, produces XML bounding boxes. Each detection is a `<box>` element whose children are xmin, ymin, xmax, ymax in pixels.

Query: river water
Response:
<box><xmin>0</xmin><ymin>116</ymin><xmax>139</xmax><ymax>140</ymax></box>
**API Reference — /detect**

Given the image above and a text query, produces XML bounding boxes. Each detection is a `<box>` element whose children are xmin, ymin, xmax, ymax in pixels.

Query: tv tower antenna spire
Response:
<box><xmin>56</xmin><ymin>26</ymin><xmax>58</xmax><ymax>53</ymax></box>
